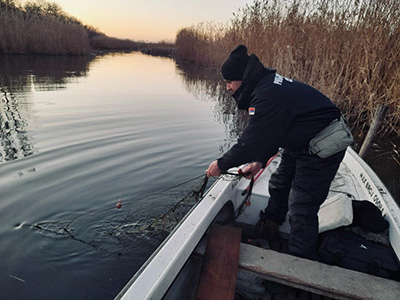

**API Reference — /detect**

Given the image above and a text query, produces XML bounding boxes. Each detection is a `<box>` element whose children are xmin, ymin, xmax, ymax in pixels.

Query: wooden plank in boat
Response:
<box><xmin>195</xmin><ymin>225</ymin><xmax>242</xmax><ymax>300</ymax></box>
<box><xmin>239</xmin><ymin>243</ymin><xmax>400</xmax><ymax>300</ymax></box>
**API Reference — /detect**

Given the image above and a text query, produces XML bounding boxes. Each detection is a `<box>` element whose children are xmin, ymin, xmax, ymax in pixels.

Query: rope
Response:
<box><xmin>234</xmin><ymin>176</ymin><xmax>255</xmax><ymax>219</ymax></box>
<box><xmin>219</xmin><ymin>153</ymin><xmax>280</xmax><ymax>223</ymax></box>
<box><xmin>159</xmin><ymin>174</ymin><xmax>206</xmax><ymax>193</ymax></box>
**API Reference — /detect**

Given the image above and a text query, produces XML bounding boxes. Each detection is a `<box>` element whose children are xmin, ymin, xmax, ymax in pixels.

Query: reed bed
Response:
<box><xmin>89</xmin><ymin>35</ymin><xmax>137</xmax><ymax>50</ymax></box>
<box><xmin>137</xmin><ymin>40</ymin><xmax>175</xmax><ymax>57</ymax></box>
<box><xmin>0</xmin><ymin>0</ymin><xmax>90</xmax><ymax>55</ymax></box>
<box><xmin>175</xmin><ymin>0</ymin><xmax>400</xmax><ymax>135</ymax></box>
<box><xmin>0</xmin><ymin>0</ymin><xmax>138</xmax><ymax>55</ymax></box>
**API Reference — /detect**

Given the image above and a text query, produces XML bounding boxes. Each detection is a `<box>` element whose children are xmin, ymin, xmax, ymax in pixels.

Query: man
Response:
<box><xmin>206</xmin><ymin>45</ymin><xmax>350</xmax><ymax>260</ymax></box>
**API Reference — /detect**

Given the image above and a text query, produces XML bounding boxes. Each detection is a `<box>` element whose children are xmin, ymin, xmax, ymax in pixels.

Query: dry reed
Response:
<box><xmin>137</xmin><ymin>40</ymin><xmax>174</xmax><ymax>57</ymax></box>
<box><xmin>0</xmin><ymin>0</ymin><xmax>139</xmax><ymax>55</ymax></box>
<box><xmin>89</xmin><ymin>35</ymin><xmax>137</xmax><ymax>50</ymax></box>
<box><xmin>0</xmin><ymin>0</ymin><xmax>90</xmax><ymax>55</ymax></box>
<box><xmin>175</xmin><ymin>0</ymin><xmax>400</xmax><ymax>135</ymax></box>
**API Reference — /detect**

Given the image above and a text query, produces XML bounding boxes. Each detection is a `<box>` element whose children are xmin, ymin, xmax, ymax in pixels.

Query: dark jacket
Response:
<box><xmin>217</xmin><ymin>54</ymin><xmax>340</xmax><ymax>171</ymax></box>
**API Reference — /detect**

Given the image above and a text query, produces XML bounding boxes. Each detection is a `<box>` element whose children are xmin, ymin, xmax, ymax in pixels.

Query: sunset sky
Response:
<box><xmin>23</xmin><ymin>0</ymin><xmax>254</xmax><ymax>42</ymax></box>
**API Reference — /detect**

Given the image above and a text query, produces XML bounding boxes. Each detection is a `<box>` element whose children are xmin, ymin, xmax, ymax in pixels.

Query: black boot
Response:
<box><xmin>254</xmin><ymin>219</ymin><xmax>280</xmax><ymax>240</ymax></box>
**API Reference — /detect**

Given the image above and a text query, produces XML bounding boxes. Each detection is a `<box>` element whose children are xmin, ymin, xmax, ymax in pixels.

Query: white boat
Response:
<box><xmin>115</xmin><ymin>147</ymin><xmax>400</xmax><ymax>300</ymax></box>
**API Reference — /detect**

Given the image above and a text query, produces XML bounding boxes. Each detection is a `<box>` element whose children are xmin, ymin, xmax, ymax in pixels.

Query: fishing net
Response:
<box><xmin>28</xmin><ymin>174</ymin><xmax>209</xmax><ymax>255</ymax></box>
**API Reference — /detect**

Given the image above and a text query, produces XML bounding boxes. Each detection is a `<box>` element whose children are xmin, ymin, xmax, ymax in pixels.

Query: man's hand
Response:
<box><xmin>206</xmin><ymin>160</ymin><xmax>221</xmax><ymax>177</ymax></box>
<box><xmin>241</xmin><ymin>162</ymin><xmax>262</xmax><ymax>179</ymax></box>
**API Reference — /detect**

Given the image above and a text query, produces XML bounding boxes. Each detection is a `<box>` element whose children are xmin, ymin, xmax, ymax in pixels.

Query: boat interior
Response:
<box><xmin>116</xmin><ymin>149</ymin><xmax>400</xmax><ymax>300</ymax></box>
<box><xmin>163</xmin><ymin>150</ymin><xmax>400</xmax><ymax>300</ymax></box>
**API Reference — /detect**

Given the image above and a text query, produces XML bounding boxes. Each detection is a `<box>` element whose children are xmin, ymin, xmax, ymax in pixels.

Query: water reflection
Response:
<box><xmin>0</xmin><ymin>89</ymin><xmax>34</xmax><ymax>162</ymax></box>
<box><xmin>0</xmin><ymin>54</ymin><xmax>93</xmax><ymax>92</ymax></box>
<box><xmin>0</xmin><ymin>54</ymin><xmax>95</xmax><ymax>162</ymax></box>
<box><xmin>362</xmin><ymin>135</ymin><xmax>400</xmax><ymax>201</ymax></box>
<box><xmin>176</xmin><ymin>60</ymin><xmax>249</xmax><ymax>152</ymax></box>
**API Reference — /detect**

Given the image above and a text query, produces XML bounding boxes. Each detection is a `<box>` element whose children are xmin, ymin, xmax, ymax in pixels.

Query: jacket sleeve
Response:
<box><xmin>217</xmin><ymin>92</ymin><xmax>293</xmax><ymax>171</ymax></box>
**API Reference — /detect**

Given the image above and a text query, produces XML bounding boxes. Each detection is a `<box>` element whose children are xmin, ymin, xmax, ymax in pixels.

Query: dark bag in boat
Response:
<box><xmin>352</xmin><ymin>200</ymin><xmax>389</xmax><ymax>233</ymax></box>
<box><xmin>318</xmin><ymin>229</ymin><xmax>400</xmax><ymax>280</ymax></box>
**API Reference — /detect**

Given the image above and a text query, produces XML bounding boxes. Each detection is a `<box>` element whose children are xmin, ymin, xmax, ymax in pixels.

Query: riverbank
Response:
<box><xmin>0</xmin><ymin>0</ymin><xmax>174</xmax><ymax>57</ymax></box>
<box><xmin>0</xmin><ymin>0</ymin><xmax>137</xmax><ymax>55</ymax></box>
<box><xmin>174</xmin><ymin>0</ymin><xmax>400</xmax><ymax>136</ymax></box>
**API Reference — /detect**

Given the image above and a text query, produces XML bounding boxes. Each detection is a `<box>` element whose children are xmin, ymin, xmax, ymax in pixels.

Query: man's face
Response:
<box><xmin>225</xmin><ymin>80</ymin><xmax>242</xmax><ymax>95</ymax></box>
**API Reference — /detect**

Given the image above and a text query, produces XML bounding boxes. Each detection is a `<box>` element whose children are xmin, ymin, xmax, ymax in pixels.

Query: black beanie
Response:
<box><xmin>221</xmin><ymin>45</ymin><xmax>250</xmax><ymax>81</ymax></box>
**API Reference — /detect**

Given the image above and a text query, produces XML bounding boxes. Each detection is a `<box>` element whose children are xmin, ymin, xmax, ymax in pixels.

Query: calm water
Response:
<box><xmin>0</xmin><ymin>52</ymin><xmax>399</xmax><ymax>300</ymax></box>
<box><xmin>0</xmin><ymin>52</ymin><xmax>235</xmax><ymax>299</ymax></box>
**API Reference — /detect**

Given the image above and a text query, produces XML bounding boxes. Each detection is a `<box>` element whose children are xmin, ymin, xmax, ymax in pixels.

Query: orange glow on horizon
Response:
<box><xmin>20</xmin><ymin>0</ymin><xmax>252</xmax><ymax>42</ymax></box>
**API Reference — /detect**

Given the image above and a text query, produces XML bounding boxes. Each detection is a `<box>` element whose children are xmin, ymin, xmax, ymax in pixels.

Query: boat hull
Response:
<box><xmin>116</xmin><ymin>147</ymin><xmax>400</xmax><ymax>299</ymax></box>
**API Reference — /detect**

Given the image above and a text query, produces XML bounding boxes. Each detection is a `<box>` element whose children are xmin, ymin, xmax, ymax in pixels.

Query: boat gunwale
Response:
<box><xmin>114</xmin><ymin>175</ymin><xmax>239</xmax><ymax>300</ymax></box>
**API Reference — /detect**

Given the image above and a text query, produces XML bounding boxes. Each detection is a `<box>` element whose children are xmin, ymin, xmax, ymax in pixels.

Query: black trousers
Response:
<box><xmin>264</xmin><ymin>147</ymin><xmax>346</xmax><ymax>259</ymax></box>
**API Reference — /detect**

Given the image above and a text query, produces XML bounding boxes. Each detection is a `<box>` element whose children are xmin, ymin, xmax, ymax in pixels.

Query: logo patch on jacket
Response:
<box><xmin>273</xmin><ymin>73</ymin><xmax>293</xmax><ymax>85</ymax></box>
<box><xmin>248</xmin><ymin>107</ymin><xmax>255</xmax><ymax>115</ymax></box>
